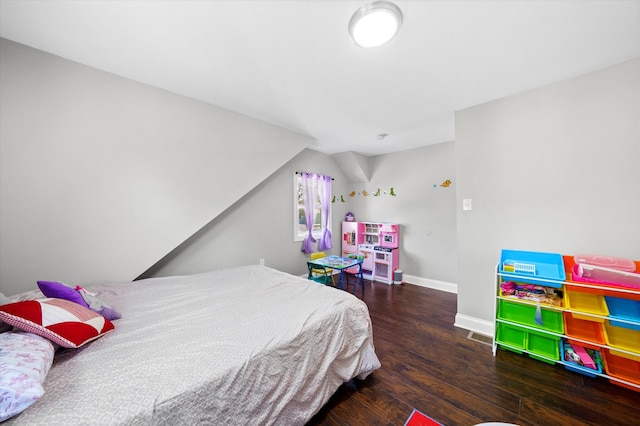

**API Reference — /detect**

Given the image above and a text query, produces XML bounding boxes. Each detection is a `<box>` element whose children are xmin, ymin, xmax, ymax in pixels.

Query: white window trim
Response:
<box><xmin>293</xmin><ymin>173</ymin><xmax>331</xmax><ymax>242</ymax></box>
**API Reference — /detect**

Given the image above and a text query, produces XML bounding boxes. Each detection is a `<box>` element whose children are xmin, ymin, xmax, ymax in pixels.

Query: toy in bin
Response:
<box><xmin>562</xmin><ymin>341</ymin><xmax>602</xmax><ymax>371</ymax></box>
<box><xmin>502</xmin><ymin>260</ymin><xmax>535</xmax><ymax>274</ymax></box>
<box><xmin>574</xmin><ymin>254</ymin><xmax>636</xmax><ymax>272</ymax></box>
<box><xmin>500</xmin><ymin>281</ymin><xmax>563</xmax><ymax>307</ymax></box>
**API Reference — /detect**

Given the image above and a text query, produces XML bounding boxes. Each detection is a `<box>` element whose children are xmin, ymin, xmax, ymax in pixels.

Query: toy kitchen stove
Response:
<box><xmin>342</xmin><ymin>221</ymin><xmax>400</xmax><ymax>285</ymax></box>
<box><xmin>372</xmin><ymin>246</ymin><xmax>399</xmax><ymax>284</ymax></box>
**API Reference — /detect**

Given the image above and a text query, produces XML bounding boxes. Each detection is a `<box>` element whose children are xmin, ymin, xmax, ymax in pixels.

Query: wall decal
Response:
<box><xmin>334</xmin><ymin>187</ymin><xmax>399</xmax><ymax>202</ymax></box>
<box><xmin>434</xmin><ymin>179</ymin><xmax>453</xmax><ymax>188</ymax></box>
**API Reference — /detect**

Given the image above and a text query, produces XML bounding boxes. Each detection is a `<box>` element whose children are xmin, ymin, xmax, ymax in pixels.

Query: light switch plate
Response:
<box><xmin>462</xmin><ymin>199</ymin><xmax>472</xmax><ymax>211</ymax></box>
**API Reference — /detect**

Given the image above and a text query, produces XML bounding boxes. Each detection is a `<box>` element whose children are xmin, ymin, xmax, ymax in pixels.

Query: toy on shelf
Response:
<box><xmin>563</xmin><ymin>342</ymin><xmax>602</xmax><ymax>371</ymax></box>
<box><xmin>574</xmin><ymin>254</ymin><xmax>636</xmax><ymax>272</ymax></box>
<box><xmin>500</xmin><ymin>281</ymin><xmax>563</xmax><ymax>306</ymax></box>
<box><xmin>573</xmin><ymin>264</ymin><xmax>640</xmax><ymax>289</ymax></box>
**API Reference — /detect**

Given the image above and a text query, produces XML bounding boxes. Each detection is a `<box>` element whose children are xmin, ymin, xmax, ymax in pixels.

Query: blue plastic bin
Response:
<box><xmin>500</xmin><ymin>249</ymin><xmax>566</xmax><ymax>287</ymax></box>
<box><xmin>605</xmin><ymin>296</ymin><xmax>640</xmax><ymax>331</ymax></box>
<box><xmin>560</xmin><ymin>339</ymin><xmax>603</xmax><ymax>378</ymax></box>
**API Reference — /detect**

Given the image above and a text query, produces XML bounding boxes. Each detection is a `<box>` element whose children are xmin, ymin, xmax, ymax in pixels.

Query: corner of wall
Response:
<box><xmin>454</xmin><ymin>313</ymin><xmax>494</xmax><ymax>337</ymax></box>
<box><xmin>331</xmin><ymin>151</ymin><xmax>371</xmax><ymax>183</ymax></box>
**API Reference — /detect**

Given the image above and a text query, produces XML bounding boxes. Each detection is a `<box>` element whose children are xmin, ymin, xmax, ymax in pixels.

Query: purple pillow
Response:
<box><xmin>37</xmin><ymin>281</ymin><xmax>89</xmax><ymax>308</ymax></box>
<box><xmin>75</xmin><ymin>286</ymin><xmax>121</xmax><ymax>321</ymax></box>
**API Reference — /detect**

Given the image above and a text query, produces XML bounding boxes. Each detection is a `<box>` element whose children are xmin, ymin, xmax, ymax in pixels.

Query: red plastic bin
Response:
<box><xmin>563</xmin><ymin>312</ymin><xmax>605</xmax><ymax>346</ymax></box>
<box><xmin>603</xmin><ymin>349</ymin><xmax>640</xmax><ymax>391</ymax></box>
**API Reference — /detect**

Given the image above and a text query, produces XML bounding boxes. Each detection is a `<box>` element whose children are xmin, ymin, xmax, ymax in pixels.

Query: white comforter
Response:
<box><xmin>6</xmin><ymin>265</ymin><xmax>380</xmax><ymax>425</ymax></box>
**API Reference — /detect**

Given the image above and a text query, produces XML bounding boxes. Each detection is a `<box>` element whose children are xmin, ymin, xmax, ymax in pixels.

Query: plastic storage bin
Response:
<box><xmin>574</xmin><ymin>254</ymin><xmax>637</xmax><ymax>272</ymax></box>
<box><xmin>527</xmin><ymin>329</ymin><xmax>560</xmax><ymax>364</ymax></box>
<box><xmin>496</xmin><ymin>322</ymin><xmax>526</xmax><ymax>354</ymax></box>
<box><xmin>500</xmin><ymin>250</ymin><xmax>566</xmax><ymax>287</ymax></box>
<box><xmin>565</xmin><ymin>256</ymin><xmax>640</xmax><ymax>301</ymax></box>
<box><xmin>605</xmin><ymin>296</ymin><xmax>640</xmax><ymax>331</ymax></box>
<box><xmin>603</xmin><ymin>321</ymin><xmax>640</xmax><ymax>353</ymax></box>
<box><xmin>563</xmin><ymin>312</ymin><xmax>605</xmax><ymax>345</ymax></box>
<box><xmin>565</xmin><ymin>289</ymin><xmax>608</xmax><ymax>320</ymax></box>
<box><xmin>499</xmin><ymin>280</ymin><xmax>564</xmax><ymax>307</ymax></box>
<box><xmin>498</xmin><ymin>299</ymin><xmax>564</xmax><ymax>333</ymax></box>
<box><xmin>573</xmin><ymin>264</ymin><xmax>640</xmax><ymax>289</ymax></box>
<box><xmin>560</xmin><ymin>339</ymin><xmax>603</xmax><ymax>377</ymax></box>
<box><xmin>603</xmin><ymin>349</ymin><xmax>640</xmax><ymax>389</ymax></box>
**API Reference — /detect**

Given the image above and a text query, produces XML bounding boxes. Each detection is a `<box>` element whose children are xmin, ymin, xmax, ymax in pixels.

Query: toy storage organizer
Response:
<box><xmin>493</xmin><ymin>250</ymin><xmax>640</xmax><ymax>392</ymax></box>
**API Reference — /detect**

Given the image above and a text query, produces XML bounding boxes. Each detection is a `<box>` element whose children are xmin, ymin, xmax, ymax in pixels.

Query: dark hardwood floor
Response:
<box><xmin>307</xmin><ymin>280</ymin><xmax>640</xmax><ymax>426</ymax></box>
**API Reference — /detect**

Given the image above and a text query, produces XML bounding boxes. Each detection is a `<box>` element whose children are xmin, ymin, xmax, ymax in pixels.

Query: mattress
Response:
<box><xmin>5</xmin><ymin>265</ymin><xmax>381</xmax><ymax>425</ymax></box>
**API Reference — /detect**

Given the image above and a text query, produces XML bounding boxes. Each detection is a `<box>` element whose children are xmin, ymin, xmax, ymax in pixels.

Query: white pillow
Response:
<box><xmin>0</xmin><ymin>293</ymin><xmax>12</xmax><ymax>333</ymax></box>
<box><xmin>9</xmin><ymin>289</ymin><xmax>46</xmax><ymax>302</ymax></box>
<box><xmin>0</xmin><ymin>331</ymin><xmax>55</xmax><ymax>421</ymax></box>
<box><xmin>0</xmin><ymin>293</ymin><xmax>10</xmax><ymax>305</ymax></box>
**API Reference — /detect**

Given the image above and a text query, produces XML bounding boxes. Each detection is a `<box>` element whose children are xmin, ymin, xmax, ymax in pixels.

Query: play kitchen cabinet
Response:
<box><xmin>493</xmin><ymin>250</ymin><xmax>640</xmax><ymax>392</ymax></box>
<box><xmin>341</xmin><ymin>221</ymin><xmax>400</xmax><ymax>284</ymax></box>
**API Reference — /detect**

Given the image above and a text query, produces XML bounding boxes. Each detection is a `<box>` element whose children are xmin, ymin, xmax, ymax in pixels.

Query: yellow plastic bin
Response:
<box><xmin>565</xmin><ymin>289</ymin><xmax>608</xmax><ymax>321</ymax></box>
<box><xmin>603</xmin><ymin>321</ymin><xmax>640</xmax><ymax>353</ymax></box>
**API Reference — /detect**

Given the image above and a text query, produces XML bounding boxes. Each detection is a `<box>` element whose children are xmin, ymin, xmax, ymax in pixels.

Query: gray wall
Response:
<box><xmin>147</xmin><ymin>144</ymin><xmax>459</xmax><ymax>287</ymax></box>
<box><xmin>346</xmin><ymin>143</ymin><xmax>458</xmax><ymax>287</ymax></box>
<box><xmin>454</xmin><ymin>57</ymin><xmax>640</xmax><ymax>334</ymax></box>
<box><xmin>143</xmin><ymin>148</ymin><xmax>352</xmax><ymax>278</ymax></box>
<box><xmin>5</xmin><ymin>36</ymin><xmax>635</xmax><ymax>339</ymax></box>
<box><xmin>0</xmin><ymin>38</ymin><xmax>311</xmax><ymax>295</ymax></box>
<box><xmin>0</xmin><ymin>37</ymin><xmax>457</xmax><ymax>297</ymax></box>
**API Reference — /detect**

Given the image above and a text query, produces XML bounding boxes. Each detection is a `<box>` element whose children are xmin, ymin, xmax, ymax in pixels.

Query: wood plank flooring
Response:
<box><xmin>307</xmin><ymin>280</ymin><xmax>640</xmax><ymax>426</ymax></box>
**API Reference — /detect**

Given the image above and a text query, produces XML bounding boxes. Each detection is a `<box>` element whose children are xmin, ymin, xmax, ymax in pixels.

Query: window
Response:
<box><xmin>293</xmin><ymin>173</ymin><xmax>332</xmax><ymax>251</ymax></box>
<box><xmin>293</xmin><ymin>173</ymin><xmax>321</xmax><ymax>241</ymax></box>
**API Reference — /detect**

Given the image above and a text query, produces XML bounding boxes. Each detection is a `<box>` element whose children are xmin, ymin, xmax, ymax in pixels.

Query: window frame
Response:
<box><xmin>293</xmin><ymin>173</ymin><xmax>331</xmax><ymax>242</ymax></box>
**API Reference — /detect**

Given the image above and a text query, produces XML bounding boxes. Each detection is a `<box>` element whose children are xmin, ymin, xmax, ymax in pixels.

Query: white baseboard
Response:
<box><xmin>454</xmin><ymin>313</ymin><xmax>494</xmax><ymax>337</ymax></box>
<box><xmin>403</xmin><ymin>274</ymin><xmax>457</xmax><ymax>294</ymax></box>
<box><xmin>403</xmin><ymin>276</ymin><xmax>493</xmax><ymax>336</ymax></box>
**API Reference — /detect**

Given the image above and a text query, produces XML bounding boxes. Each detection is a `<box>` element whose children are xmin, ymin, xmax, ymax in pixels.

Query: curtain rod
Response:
<box><xmin>295</xmin><ymin>171</ymin><xmax>334</xmax><ymax>180</ymax></box>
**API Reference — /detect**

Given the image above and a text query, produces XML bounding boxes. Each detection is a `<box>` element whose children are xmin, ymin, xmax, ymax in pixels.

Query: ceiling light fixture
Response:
<box><xmin>348</xmin><ymin>1</ymin><xmax>403</xmax><ymax>48</ymax></box>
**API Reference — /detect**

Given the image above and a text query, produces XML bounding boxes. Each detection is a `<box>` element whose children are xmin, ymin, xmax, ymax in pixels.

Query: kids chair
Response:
<box><xmin>309</xmin><ymin>251</ymin><xmax>335</xmax><ymax>286</ymax></box>
<box><xmin>343</xmin><ymin>257</ymin><xmax>365</xmax><ymax>298</ymax></box>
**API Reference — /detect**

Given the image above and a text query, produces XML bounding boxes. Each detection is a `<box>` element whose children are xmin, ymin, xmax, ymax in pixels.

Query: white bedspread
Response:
<box><xmin>6</xmin><ymin>265</ymin><xmax>380</xmax><ymax>425</ymax></box>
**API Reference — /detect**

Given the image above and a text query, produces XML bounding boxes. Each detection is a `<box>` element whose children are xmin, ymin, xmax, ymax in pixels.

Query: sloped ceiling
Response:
<box><xmin>1</xmin><ymin>0</ymin><xmax>639</xmax><ymax>157</ymax></box>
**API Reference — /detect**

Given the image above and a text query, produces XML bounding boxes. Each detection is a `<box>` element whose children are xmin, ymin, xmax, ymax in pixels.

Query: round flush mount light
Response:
<box><xmin>348</xmin><ymin>1</ymin><xmax>403</xmax><ymax>48</ymax></box>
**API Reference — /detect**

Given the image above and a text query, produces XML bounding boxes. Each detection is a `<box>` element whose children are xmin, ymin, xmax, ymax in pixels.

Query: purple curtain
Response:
<box><xmin>300</xmin><ymin>172</ymin><xmax>317</xmax><ymax>254</ymax></box>
<box><xmin>318</xmin><ymin>175</ymin><xmax>332</xmax><ymax>251</ymax></box>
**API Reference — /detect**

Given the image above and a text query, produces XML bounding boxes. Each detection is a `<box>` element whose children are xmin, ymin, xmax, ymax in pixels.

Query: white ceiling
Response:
<box><xmin>1</xmin><ymin>0</ymin><xmax>640</xmax><ymax>157</ymax></box>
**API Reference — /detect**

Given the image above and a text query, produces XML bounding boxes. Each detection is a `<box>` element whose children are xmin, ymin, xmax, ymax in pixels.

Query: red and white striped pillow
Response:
<box><xmin>0</xmin><ymin>298</ymin><xmax>114</xmax><ymax>348</ymax></box>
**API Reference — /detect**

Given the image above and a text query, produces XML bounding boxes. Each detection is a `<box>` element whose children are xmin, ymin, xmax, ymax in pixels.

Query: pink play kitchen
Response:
<box><xmin>342</xmin><ymin>221</ymin><xmax>400</xmax><ymax>284</ymax></box>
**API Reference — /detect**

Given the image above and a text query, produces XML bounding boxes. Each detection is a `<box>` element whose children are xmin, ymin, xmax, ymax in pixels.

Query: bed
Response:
<box><xmin>0</xmin><ymin>265</ymin><xmax>381</xmax><ymax>424</ymax></box>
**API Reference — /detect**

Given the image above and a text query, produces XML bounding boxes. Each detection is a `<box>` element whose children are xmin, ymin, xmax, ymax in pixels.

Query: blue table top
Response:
<box><xmin>308</xmin><ymin>255</ymin><xmax>362</xmax><ymax>270</ymax></box>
